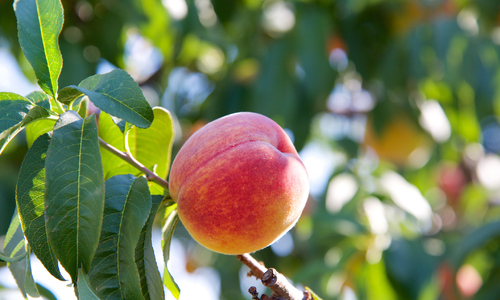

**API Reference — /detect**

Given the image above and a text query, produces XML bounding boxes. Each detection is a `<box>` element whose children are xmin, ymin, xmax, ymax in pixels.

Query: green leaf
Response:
<box><xmin>36</xmin><ymin>283</ymin><xmax>57</xmax><ymax>300</ymax></box>
<box><xmin>23</xmin><ymin>245</ymin><xmax>40</xmax><ymax>298</ymax></box>
<box><xmin>19</xmin><ymin>105</ymin><xmax>52</xmax><ymax>126</ymax></box>
<box><xmin>2</xmin><ymin>210</ymin><xmax>39</xmax><ymax>298</ymax></box>
<box><xmin>77</xmin><ymin>269</ymin><xmax>100</xmax><ymax>300</ymax></box>
<box><xmin>23</xmin><ymin>93</ymin><xmax>56</xmax><ymax>148</ymax></box>
<box><xmin>45</xmin><ymin>111</ymin><xmax>105</xmax><ymax>283</ymax></box>
<box><xmin>13</xmin><ymin>0</ymin><xmax>63</xmax><ymax>98</ymax></box>
<box><xmin>88</xmin><ymin>174</ymin><xmax>152</xmax><ymax>300</ymax></box>
<box><xmin>0</xmin><ymin>92</ymin><xmax>54</xmax><ymax>154</ymax></box>
<box><xmin>57</xmin><ymin>86</ymin><xmax>83</xmax><ymax>105</ymax></box>
<box><xmin>99</xmin><ymin>111</ymin><xmax>136</xmax><ymax>179</ymax></box>
<box><xmin>0</xmin><ymin>92</ymin><xmax>32</xmax><ymax>133</ymax></box>
<box><xmin>16</xmin><ymin>133</ymin><xmax>64</xmax><ymax>280</ymax></box>
<box><xmin>161</xmin><ymin>202</ymin><xmax>179</xmax><ymax>299</ymax></box>
<box><xmin>0</xmin><ymin>93</ymin><xmax>53</xmax><ymax>154</ymax></box>
<box><xmin>25</xmin><ymin>91</ymin><xmax>50</xmax><ymax>110</ymax></box>
<box><xmin>26</xmin><ymin>91</ymin><xmax>61</xmax><ymax>121</ymax></box>
<box><xmin>77</xmin><ymin>96</ymin><xmax>88</xmax><ymax>118</ymax></box>
<box><xmin>126</xmin><ymin>107</ymin><xmax>175</xmax><ymax>195</ymax></box>
<box><xmin>0</xmin><ymin>251</ymin><xmax>28</xmax><ymax>263</ymax></box>
<box><xmin>0</xmin><ymin>211</ymin><xmax>29</xmax><ymax>264</ymax></box>
<box><xmin>135</xmin><ymin>195</ymin><xmax>165</xmax><ymax>300</ymax></box>
<box><xmin>162</xmin><ymin>201</ymin><xmax>177</xmax><ymax>259</ymax></box>
<box><xmin>69</xmin><ymin>69</ymin><xmax>154</xmax><ymax>128</ymax></box>
<box><xmin>26</xmin><ymin>119</ymin><xmax>56</xmax><ymax>148</ymax></box>
<box><xmin>112</xmin><ymin>116</ymin><xmax>128</xmax><ymax>133</ymax></box>
<box><xmin>0</xmin><ymin>124</ymin><xmax>24</xmax><ymax>156</ymax></box>
<box><xmin>163</xmin><ymin>268</ymin><xmax>180</xmax><ymax>300</ymax></box>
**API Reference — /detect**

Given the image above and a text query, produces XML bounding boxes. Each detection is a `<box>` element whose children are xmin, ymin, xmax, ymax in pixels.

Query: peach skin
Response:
<box><xmin>169</xmin><ymin>112</ymin><xmax>309</xmax><ymax>255</ymax></box>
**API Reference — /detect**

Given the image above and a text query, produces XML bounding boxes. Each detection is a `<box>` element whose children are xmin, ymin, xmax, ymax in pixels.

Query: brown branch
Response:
<box><xmin>237</xmin><ymin>254</ymin><xmax>311</xmax><ymax>300</ymax></box>
<box><xmin>237</xmin><ymin>253</ymin><xmax>267</xmax><ymax>279</ymax></box>
<box><xmin>98</xmin><ymin>137</ymin><xmax>170</xmax><ymax>189</ymax></box>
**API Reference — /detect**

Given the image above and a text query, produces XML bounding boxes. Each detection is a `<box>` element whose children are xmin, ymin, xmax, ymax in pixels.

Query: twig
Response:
<box><xmin>98</xmin><ymin>137</ymin><xmax>169</xmax><ymax>189</ymax></box>
<box><xmin>237</xmin><ymin>254</ymin><xmax>311</xmax><ymax>300</ymax></box>
<box><xmin>262</xmin><ymin>268</ymin><xmax>306</xmax><ymax>300</ymax></box>
<box><xmin>237</xmin><ymin>253</ymin><xmax>267</xmax><ymax>279</ymax></box>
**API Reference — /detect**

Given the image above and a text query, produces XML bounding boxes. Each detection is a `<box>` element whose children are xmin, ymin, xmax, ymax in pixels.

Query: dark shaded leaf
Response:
<box><xmin>89</xmin><ymin>174</ymin><xmax>152</xmax><ymax>300</ymax></box>
<box><xmin>45</xmin><ymin>111</ymin><xmax>105</xmax><ymax>282</ymax></box>
<box><xmin>384</xmin><ymin>239</ymin><xmax>439</xmax><ymax>300</ymax></box>
<box><xmin>69</xmin><ymin>69</ymin><xmax>154</xmax><ymax>128</ymax></box>
<box><xmin>2</xmin><ymin>210</ymin><xmax>39</xmax><ymax>298</ymax></box>
<box><xmin>36</xmin><ymin>283</ymin><xmax>57</xmax><ymax>300</ymax></box>
<box><xmin>58</xmin><ymin>86</ymin><xmax>83</xmax><ymax>105</ymax></box>
<box><xmin>19</xmin><ymin>105</ymin><xmax>52</xmax><ymax>126</ymax></box>
<box><xmin>136</xmin><ymin>195</ymin><xmax>165</xmax><ymax>300</ymax></box>
<box><xmin>77</xmin><ymin>269</ymin><xmax>100</xmax><ymax>300</ymax></box>
<box><xmin>451</xmin><ymin>220</ymin><xmax>500</xmax><ymax>268</ymax></box>
<box><xmin>0</xmin><ymin>92</ymin><xmax>32</xmax><ymax>133</ymax></box>
<box><xmin>25</xmin><ymin>91</ymin><xmax>50</xmax><ymax>110</ymax></box>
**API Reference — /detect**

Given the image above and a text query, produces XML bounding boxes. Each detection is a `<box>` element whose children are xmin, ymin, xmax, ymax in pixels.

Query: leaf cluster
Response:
<box><xmin>0</xmin><ymin>1</ymin><xmax>179</xmax><ymax>299</ymax></box>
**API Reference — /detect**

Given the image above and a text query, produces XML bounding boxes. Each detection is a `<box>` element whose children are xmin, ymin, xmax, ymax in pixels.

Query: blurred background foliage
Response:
<box><xmin>1</xmin><ymin>0</ymin><xmax>500</xmax><ymax>299</ymax></box>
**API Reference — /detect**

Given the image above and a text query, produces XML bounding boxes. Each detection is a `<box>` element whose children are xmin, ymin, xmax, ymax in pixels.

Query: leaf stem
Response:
<box><xmin>98</xmin><ymin>137</ymin><xmax>169</xmax><ymax>189</ymax></box>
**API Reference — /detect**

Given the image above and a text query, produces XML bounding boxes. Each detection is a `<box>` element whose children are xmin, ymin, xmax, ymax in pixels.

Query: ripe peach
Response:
<box><xmin>169</xmin><ymin>112</ymin><xmax>309</xmax><ymax>255</ymax></box>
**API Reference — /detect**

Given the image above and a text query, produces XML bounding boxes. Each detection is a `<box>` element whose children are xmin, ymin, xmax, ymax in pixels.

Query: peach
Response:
<box><xmin>169</xmin><ymin>112</ymin><xmax>309</xmax><ymax>255</ymax></box>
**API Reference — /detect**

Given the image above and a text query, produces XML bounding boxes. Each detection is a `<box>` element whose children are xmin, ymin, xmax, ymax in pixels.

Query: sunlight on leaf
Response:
<box><xmin>98</xmin><ymin>111</ymin><xmax>136</xmax><ymax>179</ymax></box>
<box><xmin>126</xmin><ymin>107</ymin><xmax>175</xmax><ymax>195</ymax></box>
<box><xmin>13</xmin><ymin>0</ymin><xmax>63</xmax><ymax>98</ymax></box>
<box><xmin>16</xmin><ymin>133</ymin><xmax>64</xmax><ymax>280</ymax></box>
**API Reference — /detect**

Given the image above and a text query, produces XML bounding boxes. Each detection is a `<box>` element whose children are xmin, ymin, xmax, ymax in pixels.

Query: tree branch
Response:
<box><xmin>98</xmin><ymin>137</ymin><xmax>170</xmax><ymax>189</ymax></box>
<box><xmin>237</xmin><ymin>254</ymin><xmax>311</xmax><ymax>300</ymax></box>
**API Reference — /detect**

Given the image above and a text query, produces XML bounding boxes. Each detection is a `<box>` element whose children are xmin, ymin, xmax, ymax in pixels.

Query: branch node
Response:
<box><xmin>249</xmin><ymin>286</ymin><xmax>260</xmax><ymax>300</ymax></box>
<box><xmin>303</xmin><ymin>290</ymin><xmax>312</xmax><ymax>300</ymax></box>
<box><xmin>262</xmin><ymin>268</ymin><xmax>278</xmax><ymax>286</ymax></box>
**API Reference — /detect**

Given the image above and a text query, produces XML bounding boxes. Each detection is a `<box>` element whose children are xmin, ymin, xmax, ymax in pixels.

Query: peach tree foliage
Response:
<box><xmin>0</xmin><ymin>0</ymin><xmax>179</xmax><ymax>299</ymax></box>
